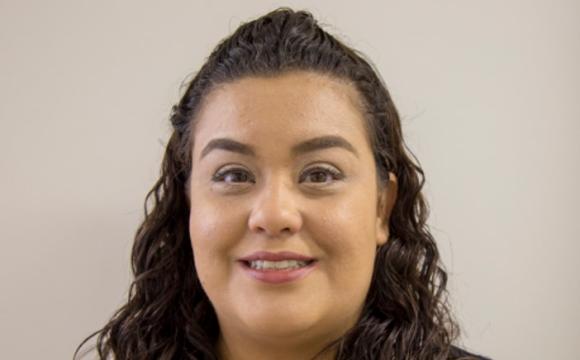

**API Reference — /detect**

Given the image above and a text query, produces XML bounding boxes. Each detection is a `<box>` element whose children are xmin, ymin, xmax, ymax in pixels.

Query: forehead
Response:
<box><xmin>192</xmin><ymin>71</ymin><xmax>371</xmax><ymax>158</ymax></box>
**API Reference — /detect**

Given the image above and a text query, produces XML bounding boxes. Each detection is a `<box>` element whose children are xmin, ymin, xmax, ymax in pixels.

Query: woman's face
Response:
<box><xmin>188</xmin><ymin>71</ymin><xmax>396</xmax><ymax>348</ymax></box>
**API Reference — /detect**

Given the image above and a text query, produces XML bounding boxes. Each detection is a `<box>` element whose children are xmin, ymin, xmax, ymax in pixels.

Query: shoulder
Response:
<box><xmin>449</xmin><ymin>345</ymin><xmax>493</xmax><ymax>360</ymax></box>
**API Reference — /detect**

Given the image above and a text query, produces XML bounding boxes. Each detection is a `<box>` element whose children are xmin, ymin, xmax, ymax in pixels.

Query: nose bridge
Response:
<box><xmin>248</xmin><ymin>171</ymin><xmax>302</xmax><ymax>237</ymax></box>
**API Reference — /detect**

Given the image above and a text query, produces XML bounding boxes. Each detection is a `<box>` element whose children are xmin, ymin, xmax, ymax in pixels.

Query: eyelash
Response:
<box><xmin>211</xmin><ymin>165</ymin><xmax>344</xmax><ymax>186</ymax></box>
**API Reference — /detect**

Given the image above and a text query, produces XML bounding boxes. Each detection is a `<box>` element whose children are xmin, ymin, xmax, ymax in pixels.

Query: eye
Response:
<box><xmin>300</xmin><ymin>165</ymin><xmax>344</xmax><ymax>185</ymax></box>
<box><xmin>212</xmin><ymin>167</ymin><xmax>255</xmax><ymax>185</ymax></box>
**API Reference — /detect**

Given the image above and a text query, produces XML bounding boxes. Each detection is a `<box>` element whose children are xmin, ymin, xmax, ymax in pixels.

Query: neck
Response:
<box><xmin>216</xmin><ymin>326</ymin><xmax>341</xmax><ymax>360</ymax></box>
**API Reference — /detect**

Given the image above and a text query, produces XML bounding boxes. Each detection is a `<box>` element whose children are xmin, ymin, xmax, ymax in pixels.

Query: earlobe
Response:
<box><xmin>376</xmin><ymin>172</ymin><xmax>398</xmax><ymax>246</ymax></box>
<box><xmin>376</xmin><ymin>221</ymin><xmax>389</xmax><ymax>246</ymax></box>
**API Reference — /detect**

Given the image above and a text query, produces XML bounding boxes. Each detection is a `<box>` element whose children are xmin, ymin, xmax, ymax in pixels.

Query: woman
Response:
<box><xmin>75</xmin><ymin>7</ymin><xmax>489</xmax><ymax>360</ymax></box>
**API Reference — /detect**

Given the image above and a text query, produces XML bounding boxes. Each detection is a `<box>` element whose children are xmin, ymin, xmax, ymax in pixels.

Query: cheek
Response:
<box><xmin>309</xmin><ymin>200</ymin><xmax>377</xmax><ymax>318</ymax></box>
<box><xmin>318</xmin><ymin>187</ymin><xmax>377</xmax><ymax>245</ymax></box>
<box><xmin>312</xmin><ymin>192</ymin><xmax>378</xmax><ymax>279</ymax></box>
<box><xmin>188</xmin><ymin>195</ymin><xmax>246</xmax><ymax>288</ymax></box>
<box><xmin>188</xmin><ymin>187</ymin><xmax>244</xmax><ymax>250</ymax></box>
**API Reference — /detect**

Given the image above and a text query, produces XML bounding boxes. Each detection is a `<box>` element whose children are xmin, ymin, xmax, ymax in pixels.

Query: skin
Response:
<box><xmin>188</xmin><ymin>71</ymin><xmax>397</xmax><ymax>360</ymax></box>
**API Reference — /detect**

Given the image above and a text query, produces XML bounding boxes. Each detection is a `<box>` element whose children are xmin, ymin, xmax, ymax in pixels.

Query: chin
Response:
<box><xmin>242</xmin><ymin>312</ymin><xmax>320</xmax><ymax>338</ymax></box>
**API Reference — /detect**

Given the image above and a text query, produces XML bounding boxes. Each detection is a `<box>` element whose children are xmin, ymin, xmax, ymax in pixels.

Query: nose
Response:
<box><xmin>247</xmin><ymin>175</ymin><xmax>303</xmax><ymax>238</ymax></box>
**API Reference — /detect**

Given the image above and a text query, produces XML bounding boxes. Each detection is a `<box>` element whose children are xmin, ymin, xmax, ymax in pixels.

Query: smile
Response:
<box><xmin>238</xmin><ymin>259</ymin><xmax>318</xmax><ymax>284</ymax></box>
<box><xmin>248</xmin><ymin>259</ymin><xmax>314</xmax><ymax>270</ymax></box>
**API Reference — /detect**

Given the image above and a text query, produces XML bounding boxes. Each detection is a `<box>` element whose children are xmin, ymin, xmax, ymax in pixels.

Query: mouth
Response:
<box><xmin>237</xmin><ymin>259</ymin><xmax>318</xmax><ymax>284</ymax></box>
<box><xmin>238</xmin><ymin>250</ymin><xmax>317</xmax><ymax>263</ymax></box>
<box><xmin>239</xmin><ymin>259</ymin><xmax>317</xmax><ymax>271</ymax></box>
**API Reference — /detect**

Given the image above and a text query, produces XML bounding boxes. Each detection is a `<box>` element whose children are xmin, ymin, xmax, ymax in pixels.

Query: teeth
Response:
<box><xmin>249</xmin><ymin>260</ymin><xmax>310</xmax><ymax>270</ymax></box>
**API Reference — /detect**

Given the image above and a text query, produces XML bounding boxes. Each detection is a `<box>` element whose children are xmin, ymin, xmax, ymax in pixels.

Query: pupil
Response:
<box><xmin>312</xmin><ymin>172</ymin><xmax>327</xmax><ymax>182</ymax></box>
<box><xmin>227</xmin><ymin>171</ymin><xmax>246</xmax><ymax>182</ymax></box>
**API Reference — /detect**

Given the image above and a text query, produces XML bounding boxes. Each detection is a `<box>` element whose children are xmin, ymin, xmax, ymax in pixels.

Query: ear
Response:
<box><xmin>376</xmin><ymin>172</ymin><xmax>398</xmax><ymax>246</ymax></box>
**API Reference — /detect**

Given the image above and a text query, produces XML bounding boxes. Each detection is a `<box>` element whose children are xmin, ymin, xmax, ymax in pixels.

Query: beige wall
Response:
<box><xmin>1</xmin><ymin>1</ymin><xmax>578</xmax><ymax>359</ymax></box>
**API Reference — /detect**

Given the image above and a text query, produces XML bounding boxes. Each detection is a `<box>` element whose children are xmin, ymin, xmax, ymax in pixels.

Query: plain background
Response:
<box><xmin>1</xmin><ymin>0</ymin><xmax>578</xmax><ymax>359</ymax></box>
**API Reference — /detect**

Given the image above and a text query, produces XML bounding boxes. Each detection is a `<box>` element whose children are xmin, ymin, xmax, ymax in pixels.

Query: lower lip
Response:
<box><xmin>238</xmin><ymin>261</ymin><xmax>318</xmax><ymax>284</ymax></box>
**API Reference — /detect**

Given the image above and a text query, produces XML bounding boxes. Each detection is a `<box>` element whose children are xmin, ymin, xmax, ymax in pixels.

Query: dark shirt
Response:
<box><xmin>450</xmin><ymin>345</ymin><xmax>492</xmax><ymax>360</ymax></box>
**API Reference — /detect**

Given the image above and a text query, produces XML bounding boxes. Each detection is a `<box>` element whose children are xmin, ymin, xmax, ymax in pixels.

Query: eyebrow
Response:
<box><xmin>199</xmin><ymin>135</ymin><xmax>359</xmax><ymax>160</ymax></box>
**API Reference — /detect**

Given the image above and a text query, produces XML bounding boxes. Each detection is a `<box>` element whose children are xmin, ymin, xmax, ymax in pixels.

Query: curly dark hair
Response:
<box><xmin>74</xmin><ymin>7</ymin><xmax>488</xmax><ymax>360</ymax></box>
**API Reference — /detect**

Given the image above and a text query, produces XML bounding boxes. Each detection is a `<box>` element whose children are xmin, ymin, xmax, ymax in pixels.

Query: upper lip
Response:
<box><xmin>239</xmin><ymin>251</ymin><xmax>317</xmax><ymax>262</ymax></box>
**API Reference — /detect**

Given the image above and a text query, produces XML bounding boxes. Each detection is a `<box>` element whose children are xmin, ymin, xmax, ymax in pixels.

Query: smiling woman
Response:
<box><xmin>188</xmin><ymin>72</ymin><xmax>397</xmax><ymax>360</ymax></box>
<box><xmin>74</xmin><ymin>7</ymin><xmax>489</xmax><ymax>360</ymax></box>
